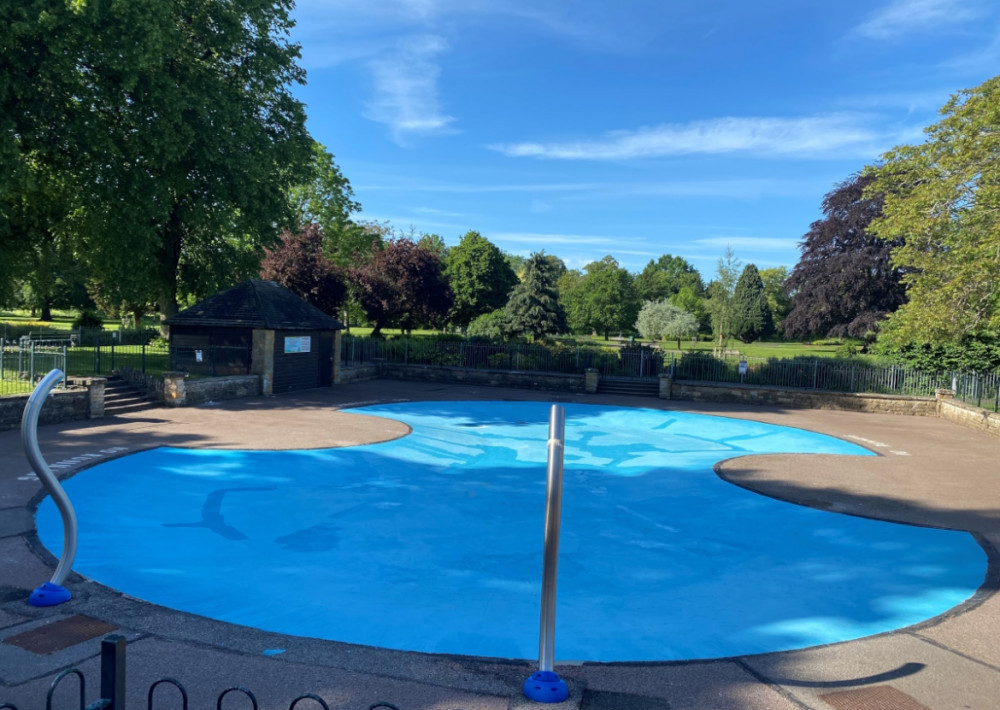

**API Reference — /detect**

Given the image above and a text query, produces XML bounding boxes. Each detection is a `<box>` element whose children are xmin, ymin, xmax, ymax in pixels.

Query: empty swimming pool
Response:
<box><xmin>36</xmin><ymin>401</ymin><xmax>986</xmax><ymax>661</ymax></box>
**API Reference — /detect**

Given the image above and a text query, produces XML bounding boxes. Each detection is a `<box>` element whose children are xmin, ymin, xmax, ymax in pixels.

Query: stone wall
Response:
<box><xmin>670</xmin><ymin>381</ymin><xmax>937</xmax><ymax>415</ymax></box>
<box><xmin>379</xmin><ymin>363</ymin><xmax>586</xmax><ymax>393</ymax></box>
<box><xmin>183</xmin><ymin>375</ymin><xmax>261</xmax><ymax>406</ymax></box>
<box><xmin>336</xmin><ymin>363</ymin><xmax>379</xmax><ymax>384</ymax></box>
<box><xmin>0</xmin><ymin>388</ymin><xmax>91</xmax><ymax>432</ymax></box>
<box><xmin>938</xmin><ymin>395</ymin><xmax>1000</xmax><ymax>439</ymax></box>
<box><xmin>116</xmin><ymin>367</ymin><xmax>165</xmax><ymax>401</ymax></box>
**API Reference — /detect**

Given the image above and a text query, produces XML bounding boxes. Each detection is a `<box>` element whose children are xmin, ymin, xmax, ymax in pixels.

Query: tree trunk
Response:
<box><xmin>40</xmin><ymin>300</ymin><xmax>53</xmax><ymax>322</ymax></box>
<box><xmin>132</xmin><ymin>307</ymin><xmax>145</xmax><ymax>330</ymax></box>
<box><xmin>157</xmin><ymin>206</ymin><xmax>184</xmax><ymax>338</ymax></box>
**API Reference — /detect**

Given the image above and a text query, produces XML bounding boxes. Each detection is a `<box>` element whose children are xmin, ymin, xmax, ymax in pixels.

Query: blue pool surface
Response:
<box><xmin>37</xmin><ymin>402</ymin><xmax>986</xmax><ymax>661</ymax></box>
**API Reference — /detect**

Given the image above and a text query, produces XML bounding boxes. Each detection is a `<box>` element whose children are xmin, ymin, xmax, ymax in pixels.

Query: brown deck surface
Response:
<box><xmin>1</xmin><ymin>379</ymin><xmax>998</xmax><ymax>709</ymax></box>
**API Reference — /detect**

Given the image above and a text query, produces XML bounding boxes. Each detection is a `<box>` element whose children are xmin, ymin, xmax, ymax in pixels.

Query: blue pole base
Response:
<box><xmin>523</xmin><ymin>670</ymin><xmax>569</xmax><ymax>703</ymax></box>
<box><xmin>29</xmin><ymin>582</ymin><xmax>71</xmax><ymax>607</ymax></box>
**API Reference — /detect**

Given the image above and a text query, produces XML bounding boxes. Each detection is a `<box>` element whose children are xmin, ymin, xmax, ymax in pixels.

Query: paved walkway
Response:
<box><xmin>1</xmin><ymin>380</ymin><xmax>998</xmax><ymax>709</ymax></box>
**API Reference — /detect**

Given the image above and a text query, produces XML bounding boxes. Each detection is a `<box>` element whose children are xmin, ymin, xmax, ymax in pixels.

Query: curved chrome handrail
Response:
<box><xmin>22</xmin><ymin>369</ymin><xmax>77</xmax><ymax>605</ymax></box>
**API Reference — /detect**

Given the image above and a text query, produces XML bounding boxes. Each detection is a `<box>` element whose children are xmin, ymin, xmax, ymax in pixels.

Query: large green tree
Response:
<box><xmin>868</xmin><ymin>75</ymin><xmax>1000</xmax><ymax>345</ymax></box>
<box><xmin>634</xmin><ymin>254</ymin><xmax>704</xmax><ymax>302</ymax></box>
<box><xmin>504</xmin><ymin>252</ymin><xmax>567</xmax><ymax>341</ymax></box>
<box><xmin>288</xmin><ymin>143</ymin><xmax>365</xmax><ymax>267</ymax></box>
<box><xmin>3</xmin><ymin>0</ymin><xmax>314</xmax><ymax>332</ymax></box>
<box><xmin>444</xmin><ymin>231</ymin><xmax>518</xmax><ymax>329</ymax></box>
<box><xmin>730</xmin><ymin>264</ymin><xmax>774</xmax><ymax>343</ymax></box>
<box><xmin>563</xmin><ymin>256</ymin><xmax>640</xmax><ymax>340</ymax></box>
<box><xmin>759</xmin><ymin>266</ymin><xmax>792</xmax><ymax>333</ymax></box>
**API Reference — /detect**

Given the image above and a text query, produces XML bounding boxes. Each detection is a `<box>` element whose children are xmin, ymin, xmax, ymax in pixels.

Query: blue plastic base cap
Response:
<box><xmin>523</xmin><ymin>670</ymin><xmax>569</xmax><ymax>703</ymax></box>
<box><xmin>29</xmin><ymin>582</ymin><xmax>71</xmax><ymax>607</ymax></box>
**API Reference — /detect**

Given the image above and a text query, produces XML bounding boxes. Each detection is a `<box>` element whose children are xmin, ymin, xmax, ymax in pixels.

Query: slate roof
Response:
<box><xmin>165</xmin><ymin>280</ymin><xmax>344</xmax><ymax>331</ymax></box>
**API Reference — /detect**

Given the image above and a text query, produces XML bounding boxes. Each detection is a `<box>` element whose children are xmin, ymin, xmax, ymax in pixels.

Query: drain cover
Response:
<box><xmin>820</xmin><ymin>685</ymin><xmax>931</xmax><ymax>710</ymax></box>
<box><xmin>4</xmin><ymin>615</ymin><xmax>118</xmax><ymax>655</ymax></box>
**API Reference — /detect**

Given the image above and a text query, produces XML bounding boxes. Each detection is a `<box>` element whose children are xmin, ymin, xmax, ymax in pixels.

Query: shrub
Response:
<box><xmin>72</xmin><ymin>310</ymin><xmax>104</xmax><ymax>329</ymax></box>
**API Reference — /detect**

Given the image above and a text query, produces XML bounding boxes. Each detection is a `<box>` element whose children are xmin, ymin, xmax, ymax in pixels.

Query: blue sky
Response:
<box><xmin>288</xmin><ymin>0</ymin><xmax>999</xmax><ymax>279</ymax></box>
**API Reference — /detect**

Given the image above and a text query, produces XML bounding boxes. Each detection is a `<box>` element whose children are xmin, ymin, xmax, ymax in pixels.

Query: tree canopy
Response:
<box><xmin>504</xmin><ymin>252</ymin><xmax>567</xmax><ymax>341</ymax></box>
<box><xmin>349</xmin><ymin>238</ymin><xmax>452</xmax><ymax>337</ymax></box>
<box><xmin>260</xmin><ymin>225</ymin><xmax>347</xmax><ymax>316</ymax></box>
<box><xmin>706</xmin><ymin>247</ymin><xmax>742</xmax><ymax>345</ymax></box>
<box><xmin>444</xmin><ymin>231</ymin><xmax>518</xmax><ymax>329</ymax></box>
<box><xmin>562</xmin><ymin>256</ymin><xmax>640</xmax><ymax>339</ymax></box>
<box><xmin>783</xmin><ymin>173</ymin><xmax>905</xmax><ymax>340</ymax></box>
<box><xmin>730</xmin><ymin>264</ymin><xmax>774</xmax><ymax>343</ymax></box>
<box><xmin>634</xmin><ymin>254</ymin><xmax>704</xmax><ymax>302</ymax></box>
<box><xmin>635</xmin><ymin>300</ymin><xmax>699</xmax><ymax>349</ymax></box>
<box><xmin>2</xmin><ymin>0</ymin><xmax>314</xmax><ymax>330</ymax></box>
<box><xmin>867</xmin><ymin>75</ymin><xmax>1000</xmax><ymax>345</ymax></box>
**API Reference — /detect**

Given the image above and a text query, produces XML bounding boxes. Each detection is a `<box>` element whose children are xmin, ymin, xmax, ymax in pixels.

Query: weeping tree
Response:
<box><xmin>635</xmin><ymin>300</ymin><xmax>699</xmax><ymax>349</ymax></box>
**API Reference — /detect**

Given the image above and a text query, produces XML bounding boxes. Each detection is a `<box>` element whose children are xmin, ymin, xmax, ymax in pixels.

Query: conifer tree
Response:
<box><xmin>731</xmin><ymin>264</ymin><xmax>774</xmax><ymax>343</ymax></box>
<box><xmin>504</xmin><ymin>252</ymin><xmax>567</xmax><ymax>341</ymax></box>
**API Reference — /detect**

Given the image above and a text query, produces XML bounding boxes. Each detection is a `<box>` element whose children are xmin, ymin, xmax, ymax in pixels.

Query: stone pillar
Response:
<box><xmin>935</xmin><ymin>388</ymin><xmax>955</xmax><ymax>416</ymax></box>
<box><xmin>86</xmin><ymin>377</ymin><xmax>106</xmax><ymax>418</ymax></box>
<box><xmin>584</xmin><ymin>368</ymin><xmax>599</xmax><ymax>394</ymax></box>
<box><xmin>333</xmin><ymin>329</ymin><xmax>343</xmax><ymax>384</ymax></box>
<box><xmin>659</xmin><ymin>373</ymin><xmax>673</xmax><ymax>400</ymax></box>
<box><xmin>251</xmin><ymin>329</ymin><xmax>275</xmax><ymax>396</ymax></box>
<box><xmin>163</xmin><ymin>372</ymin><xmax>187</xmax><ymax>407</ymax></box>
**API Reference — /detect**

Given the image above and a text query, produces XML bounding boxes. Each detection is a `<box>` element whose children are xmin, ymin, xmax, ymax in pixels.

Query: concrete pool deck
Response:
<box><xmin>1</xmin><ymin>380</ymin><xmax>998</xmax><ymax>709</ymax></box>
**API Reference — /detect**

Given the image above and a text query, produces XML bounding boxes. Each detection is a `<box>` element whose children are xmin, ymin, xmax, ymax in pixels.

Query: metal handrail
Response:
<box><xmin>523</xmin><ymin>404</ymin><xmax>570</xmax><ymax>703</ymax></box>
<box><xmin>23</xmin><ymin>369</ymin><xmax>78</xmax><ymax>606</ymax></box>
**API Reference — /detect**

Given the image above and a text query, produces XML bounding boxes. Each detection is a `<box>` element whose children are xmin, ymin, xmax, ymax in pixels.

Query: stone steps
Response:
<box><xmin>596</xmin><ymin>377</ymin><xmax>660</xmax><ymax>397</ymax></box>
<box><xmin>103</xmin><ymin>376</ymin><xmax>158</xmax><ymax>415</ymax></box>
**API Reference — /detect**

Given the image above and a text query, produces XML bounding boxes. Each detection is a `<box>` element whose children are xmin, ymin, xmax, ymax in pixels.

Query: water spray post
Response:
<box><xmin>523</xmin><ymin>404</ymin><xmax>570</xmax><ymax>703</ymax></box>
<box><xmin>22</xmin><ymin>369</ymin><xmax>77</xmax><ymax>606</ymax></box>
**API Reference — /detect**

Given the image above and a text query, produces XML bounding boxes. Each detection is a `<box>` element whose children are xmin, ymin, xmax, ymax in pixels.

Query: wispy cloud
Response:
<box><xmin>853</xmin><ymin>0</ymin><xmax>990</xmax><ymax>39</ymax></box>
<box><xmin>488</xmin><ymin>115</ymin><xmax>892</xmax><ymax>161</ymax></box>
<box><xmin>359</xmin><ymin>177</ymin><xmax>827</xmax><ymax>199</ymax></box>
<box><xmin>693</xmin><ymin>236</ymin><xmax>799</xmax><ymax>251</ymax></box>
<box><xmin>364</xmin><ymin>35</ymin><xmax>456</xmax><ymax>144</ymax></box>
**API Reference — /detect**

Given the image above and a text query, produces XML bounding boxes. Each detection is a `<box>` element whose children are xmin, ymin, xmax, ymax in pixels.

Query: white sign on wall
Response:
<box><xmin>284</xmin><ymin>336</ymin><xmax>312</xmax><ymax>354</ymax></box>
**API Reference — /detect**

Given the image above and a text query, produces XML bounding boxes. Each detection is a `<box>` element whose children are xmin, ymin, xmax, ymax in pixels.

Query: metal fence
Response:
<box><xmin>340</xmin><ymin>337</ymin><xmax>1000</xmax><ymax>411</ymax></box>
<box><xmin>0</xmin><ymin>340</ymin><xmax>67</xmax><ymax>396</ymax></box>
<box><xmin>341</xmin><ymin>336</ymin><xmax>667</xmax><ymax>378</ymax></box>
<box><xmin>0</xmin><ymin>635</ymin><xmax>448</xmax><ymax>710</ymax></box>
<box><xmin>673</xmin><ymin>353</ymin><xmax>954</xmax><ymax>397</ymax></box>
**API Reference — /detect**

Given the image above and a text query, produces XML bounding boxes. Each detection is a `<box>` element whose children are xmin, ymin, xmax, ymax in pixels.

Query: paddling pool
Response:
<box><xmin>36</xmin><ymin>401</ymin><xmax>986</xmax><ymax>661</ymax></box>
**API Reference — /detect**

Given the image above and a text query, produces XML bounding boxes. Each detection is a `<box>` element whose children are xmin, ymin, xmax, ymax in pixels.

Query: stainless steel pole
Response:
<box><xmin>523</xmin><ymin>404</ymin><xmax>570</xmax><ymax>703</ymax></box>
<box><xmin>22</xmin><ymin>369</ymin><xmax>77</xmax><ymax>605</ymax></box>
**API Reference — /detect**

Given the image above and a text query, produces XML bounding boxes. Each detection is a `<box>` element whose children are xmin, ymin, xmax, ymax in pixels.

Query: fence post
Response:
<box><xmin>95</xmin><ymin>336</ymin><xmax>101</xmax><ymax>374</ymax></box>
<box><xmin>29</xmin><ymin>342</ymin><xmax>35</xmax><ymax>384</ymax></box>
<box><xmin>61</xmin><ymin>346</ymin><xmax>67</xmax><ymax>387</ymax></box>
<box><xmin>100</xmin><ymin>635</ymin><xmax>126</xmax><ymax>710</ymax></box>
<box><xmin>812</xmin><ymin>359</ymin><xmax>818</xmax><ymax>389</ymax></box>
<box><xmin>142</xmin><ymin>343</ymin><xmax>146</xmax><ymax>373</ymax></box>
<box><xmin>110</xmin><ymin>332</ymin><xmax>116</xmax><ymax>370</ymax></box>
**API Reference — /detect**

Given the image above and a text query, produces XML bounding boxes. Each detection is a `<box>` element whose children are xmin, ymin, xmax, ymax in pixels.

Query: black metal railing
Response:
<box><xmin>339</xmin><ymin>336</ymin><xmax>1000</xmax><ymax>411</ymax></box>
<box><xmin>0</xmin><ymin>635</ymin><xmax>442</xmax><ymax>710</ymax></box>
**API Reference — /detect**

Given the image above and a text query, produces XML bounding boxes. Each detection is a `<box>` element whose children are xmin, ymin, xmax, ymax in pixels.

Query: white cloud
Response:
<box><xmin>364</xmin><ymin>35</ymin><xmax>457</xmax><ymax>144</ymax></box>
<box><xmin>693</xmin><ymin>237</ymin><xmax>799</xmax><ymax>251</ymax></box>
<box><xmin>854</xmin><ymin>0</ymin><xmax>989</xmax><ymax>39</ymax></box>
<box><xmin>488</xmin><ymin>115</ymin><xmax>887</xmax><ymax>161</ymax></box>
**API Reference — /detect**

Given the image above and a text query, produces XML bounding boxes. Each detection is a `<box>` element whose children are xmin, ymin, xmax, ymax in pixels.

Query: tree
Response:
<box><xmin>444</xmin><ymin>231</ymin><xmax>519</xmax><ymax>329</ymax></box>
<box><xmin>635</xmin><ymin>300</ymin><xmax>699</xmax><ymax>349</ymax></box>
<box><xmin>417</xmin><ymin>233</ymin><xmax>448</xmax><ymax>259</ymax></box>
<box><xmin>759</xmin><ymin>266</ymin><xmax>792</xmax><ymax>333</ymax></box>
<box><xmin>707</xmin><ymin>247</ymin><xmax>742</xmax><ymax>345</ymax></box>
<box><xmin>783</xmin><ymin>173</ymin><xmax>905</xmax><ymax>340</ymax></box>
<box><xmin>467</xmin><ymin>309</ymin><xmax>509</xmax><ymax>341</ymax></box>
<box><xmin>730</xmin><ymin>264</ymin><xmax>774</xmax><ymax>343</ymax></box>
<box><xmin>565</xmin><ymin>256</ymin><xmax>640</xmax><ymax>340</ymax></box>
<box><xmin>867</xmin><ymin>76</ymin><xmax>1000</xmax><ymax>344</ymax></box>
<box><xmin>287</xmin><ymin>143</ymin><xmax>365</xmax><ymax>267</ymax></box>
<box><xmin>260</xmin><ymin>225</ymin><xmax>347</xmax><ymax>316</ymax></box>
<box><xmin>3</xmin><ymin>0</ymin><xmax>314</xmax><ymax>333</ymax></box>
<box><xmin>504</xmin><ymin>252</ymin><xmax>568</xmax><ymax>341</ymax></box>
<box><xmin>634</xmin><ymin>254</ymin><xmax>704</xmax><ymax>302</ymax></box>
<box><xmin>349</xmin><ymin>238</ymin><xmax>452</xmax><ymax>337</ymax></box>
<box><xmin>670</xmin><ymin>286</ymin><xmax>710</xmax><ymax>333</ymax></box>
